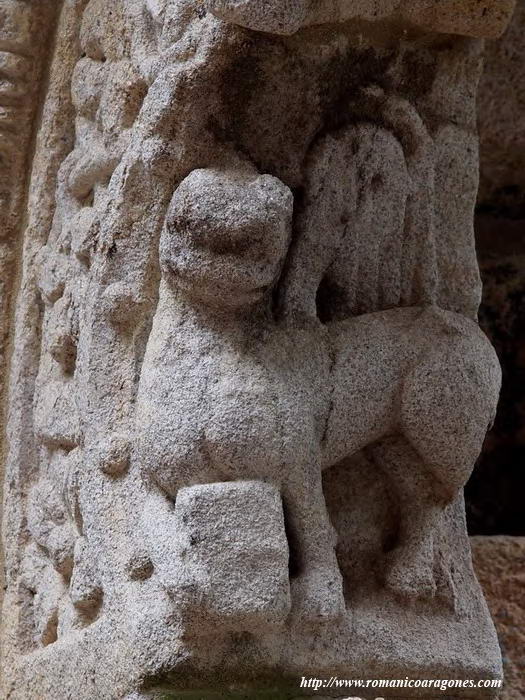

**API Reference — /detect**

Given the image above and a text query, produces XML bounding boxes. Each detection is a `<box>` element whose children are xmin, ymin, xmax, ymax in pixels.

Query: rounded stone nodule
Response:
<box><xmin>127</xmin><ymin>553</ymin><xmax>154</xmax><ymax>581</ymax></box>
<box><xmin>97</xmin><ymin>435</ymin><xmax>131</xmax><ymax>477</ymax></box>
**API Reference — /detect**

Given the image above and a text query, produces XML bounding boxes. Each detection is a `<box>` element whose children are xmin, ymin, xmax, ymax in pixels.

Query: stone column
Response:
<box><xmin>0</xmin><ymin>1</ymin><xmax>516</xmax><ymax>698</ymax></box>
<box><xmin>0</xmin><ymin>0</ymin><xmax>58</xmax><ymax>639</ymax></box>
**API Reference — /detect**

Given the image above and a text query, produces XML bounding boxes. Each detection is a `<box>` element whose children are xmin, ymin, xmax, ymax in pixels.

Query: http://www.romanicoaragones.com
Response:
<box><xmin>299</xmin><ymin>676</ymin><xmax>503</xmax><ymax>693</ymax></box>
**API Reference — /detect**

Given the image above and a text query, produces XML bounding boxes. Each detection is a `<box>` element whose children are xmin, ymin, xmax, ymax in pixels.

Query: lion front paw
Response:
<box><xmin>290</xmin><ymin>566</ymin><xmax>345</xmax><ymax>623</ymax></box>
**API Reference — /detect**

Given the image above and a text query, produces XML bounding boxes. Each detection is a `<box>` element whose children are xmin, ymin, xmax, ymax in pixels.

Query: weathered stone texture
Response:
<box><xmin>209</xmin><ymin>0</ymin><xmax>516</xmax><ymax>38</ymax></box>
<box><xmin>0</xmin><ymin>1</ymin><xmax>517</xmax><ymax>699</ymax></box>
<box><xmin>0</xmin><ymin>0</ymin><xmax>58</xmax><ymax>625</ymax></box>
<box><xmin>0</xmin><ymin>0</ymin><xmax>56</xmax><ymax>381</ymax></box>
<box><xmin>471</xmin><ymin>537</ymin><xmax>525</xmax><ymax>700</ymax></box>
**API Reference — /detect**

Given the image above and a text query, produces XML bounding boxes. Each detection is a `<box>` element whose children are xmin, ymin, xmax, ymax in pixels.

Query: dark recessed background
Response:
<box><xmin>466</xmin><ymin>208</ymin><xmax>525</xmax><ymax>536</ymax></box>
<box><xmin>465</xmin><ymin>4</ymin><xmax>525</xmax><ymax>536</ymax></box>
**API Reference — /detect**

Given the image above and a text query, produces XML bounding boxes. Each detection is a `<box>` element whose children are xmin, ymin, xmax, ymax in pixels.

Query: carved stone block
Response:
<box><xmin>154</xmin><ymin>481</ymin><xmax>292</xmax><ymax>633</ymax></box>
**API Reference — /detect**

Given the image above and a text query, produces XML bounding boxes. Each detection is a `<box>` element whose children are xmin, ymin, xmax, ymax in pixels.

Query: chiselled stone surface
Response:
<box><xmin>208</xmin><ymin>0</ymin><xmax>516</xmax><ymax>37</ymax></box>
<box><xmin>0</xmin><ymin>1</ymin><xmax>515</xmax><ymax>699</ymax></box>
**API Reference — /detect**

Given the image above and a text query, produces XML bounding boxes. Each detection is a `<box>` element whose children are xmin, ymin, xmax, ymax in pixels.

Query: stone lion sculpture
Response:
<box><xmin>134</xmin><ymin>164</ymin><xmax>501</xmax><ymax>630</ymax></box>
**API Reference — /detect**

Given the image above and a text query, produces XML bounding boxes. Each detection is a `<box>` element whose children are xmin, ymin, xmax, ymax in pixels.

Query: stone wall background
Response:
<box><xmin>471</xmin><ymin>537</ymin><xmax>525</xmax><ymax>700</ymax></box>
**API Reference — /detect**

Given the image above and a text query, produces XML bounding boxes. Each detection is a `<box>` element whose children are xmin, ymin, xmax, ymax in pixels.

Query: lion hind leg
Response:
<box><xmin>367</xmin><ymin>436</ymin><xmax>446</xmax><ymax>601</ymax></box>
